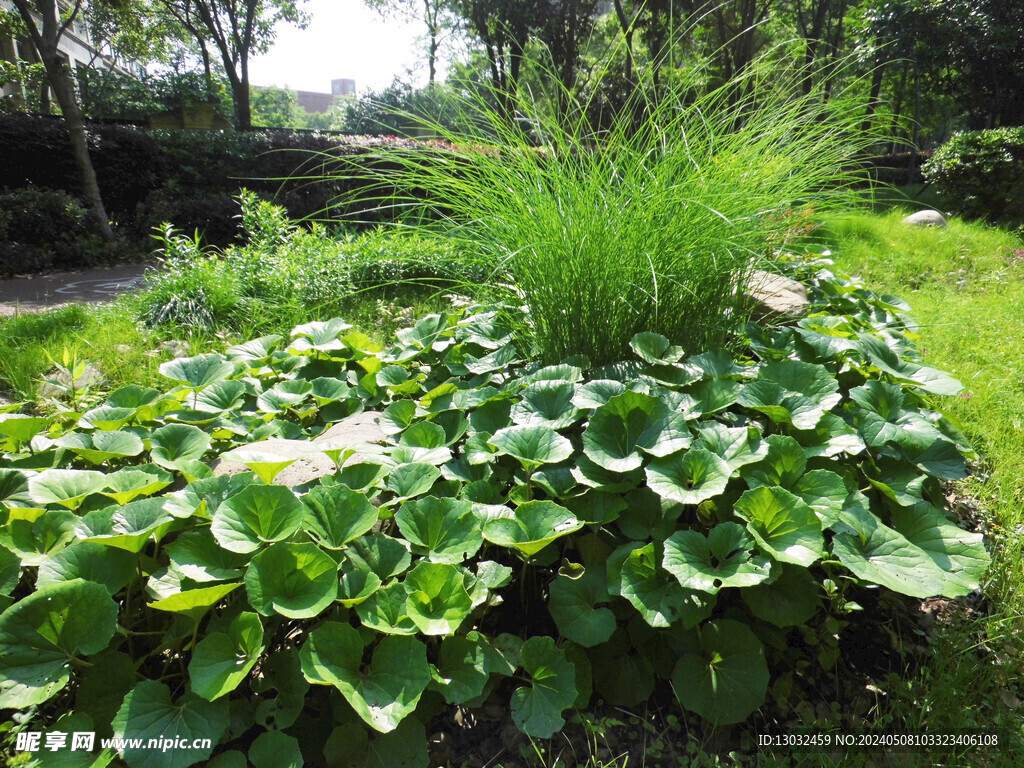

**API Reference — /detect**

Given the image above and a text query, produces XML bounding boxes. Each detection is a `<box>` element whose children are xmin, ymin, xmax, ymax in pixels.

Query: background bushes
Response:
<box><xmin>0</xmin><ymin>186</ymin><xmax>118</xmax><ymax>275</ymax></box>
<box><xmin>0</xmin><ymin>113</ymin><xmax>434</xmax><ymax>262</ymax></box>
<box><xmin>923</xmin><ymin>127</ymin><xmax>1024</xmax><ymax>224</ymax></box>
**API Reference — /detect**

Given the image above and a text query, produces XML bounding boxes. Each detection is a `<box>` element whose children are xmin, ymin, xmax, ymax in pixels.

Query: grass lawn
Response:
<box><xmin>797</xmin><ymin>208</ymin><xmax>1024</xmax><ymax>765</ymax></box>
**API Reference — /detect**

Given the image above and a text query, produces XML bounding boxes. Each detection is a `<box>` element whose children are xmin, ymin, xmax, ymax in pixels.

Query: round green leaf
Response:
<box><xmin>150</xmin><ymin>424</ymin><xmax>213</xmax><ymax>470</ymax></box>
<box><xmin>431</xmin><ymin>631</ymin><xmax>492</xmax><ymax>705</ymax></box>
<box><xmin>36</xmin><ymin>541</ymin><xmax>137</xmax><ymax>594</ymax></box>
<box><xmin>29</xmin><ymin>469</ymin><xmax>107</xmax><ymax>510</ymax></box>
<box><xmin>0</xmin><ymin>414</ymin><xmax>50</xmax><ymax>444</ymax></box>
<box><xmin>290</xmin><ymin>318</ymin><xmax>353</xmax><ymax>353</ymax></box>
<box><xmin>249</xmin><ymin>730</ymin><xmax>303</xmax><ymax>768</ymax></box>
<box><xmin>395</xmin><ymin>496</ymin><xmax>482</xmax><ymax>564</ymax></box>
<box><xmin>112</xmin><ymin>680</ymin><xmax>228</xmax><ymax>768</ymax></box>
<box><xmin>166</xmin><ymin>528</ymin><xmax>247</xmax><ymax>583</ymax></box>
<box><xmin>245</xmin><ymin>542</ymin><xmax>338</xmax><ymax>619</ymax></box>
<box><xmin>510</xmin><ymin>636</ymin><xmax>577</xmax><ymax>738</ymax></box>
<box><xmin>588</xmin><ymin>629</ymin><xmax>654</xmax><ymax>706</ymax></box>
<box><xmin>403</xmin><ymin>561</ymin><xmax>474</xmax><ymax>636</ymax></box>
<box><xmin>57</xmin><ymin>430</ymin><xmax>145</xmax><ymax>464</ymax></box>
<box><xmin>217</xmin><ymin>445</ymin><xmax>301</xmax><ymax>485</ymax></box>
<box><xmin>663</xmin><ymin>523</ymin><xmax>771</xmax><ymax>594</ymax></box>
<box><xmin>0</xmin><ymin>579</ymin><xmax>118</xmax><ymax>708</ymax></box>
<box><xmin>79</xmin><ymin>404</ymin><xmax>138</xmax><ymax>430</ymax></box>
<box><xmin>740</xmin><ymin>434</ymin><xmax>807</xmax><ymax>489</ymax></box>
<box><xmin>583</xmin><ymin>391</ymin><xmax>670</xmax><ymax>472</ymax></box>
<box><xmin>252</xmin><ymin>648</ymin><xmax>308</xmax><ymax>731</ymax></box>
<box><xmin>346</xmin><ymin>534</ymin><xmax>412</xmax><ymax>582</ymax></box>
<box><xmin>0</xmin><ymin>468</ymin><xmax>32</xmax><ymax>508</ymax></box>
<box><xmin>100</xmin><ymin>466</ymin><xmax>174</xmax><ymax>505</ymax></box>
<box><xmin>337</xmin><ymin>560</ymin><xmax>382</xmax><ymax>607</ymax></box>
<box><xmin>1</xmin><ymin>508</ymin><xmax>78</xmax><ymax>565</ymax></box>
<box><xmin>355</xmin><ymin>582</ymin><xmax>418</xmax><ymax>635</ymax></box>
<box><xmin>734</xmin><ymin>486</ymin><xmax>824</xmax><ymax>568</ymax></box>
<box><xmin>693</xmin><ymin>422</ymin><xmax>768</xmax><ymax>472</ymax></box>
<box><xmin>324</xmin><ymin>717</ymin><xmax>427</xmax><ymax>768</ymax></box>
<box><xmin>0</xmin><ymin>544</ymin><xmax>20</xmax><ymax>596</ymax></box>
<box><xmin>572</xmin><ymin>379</ymin><xmax>627</xmax><ymax>409</ymax></box>
<box><xmin>620</xmin><ymin>542</ymin><xmax>713</xmax><ymax>628</ymax></box>
<box><xmin>189</xmin><ymin>612</ymin><xmax>264</xmax><ymax>701</ymax></box>
<box><xmin>159</xmin><ymin>353</ymin><xmax>237</xmax><ymax>389</ymax></box>
<box><xmin>384</xmin><ymin>462</ymin><xmax>441</xmax><ymax>501</ymax></box>
<box><xmin>78</xmin><ymin>497</ymin><xmax>174</xmax><ymax>552</ymax></box>
<box><xmin>302</xmin><ymin>484</ymin><xmax>379</xmax><ymax>549</ymax></box>
<box><xmin>488</xmin><ymin>425</ymin><xmax>573</xmax><ymax>467</ymax></box>
<box><xmin>300</xmin><ymin>621</ymin><xmax>430</xmax><ymax>733</ymax></box>
<box><xmin>212</xmin><ymin>484</ymin><xmax>306</xmax><ymax>554</ymax></box>
<box><xmin>75</xmin><ymin>649</ymin><xmax>138</xmax><ymax>737</ymax></box>
<box><xmin>482</xmin><ymin>500</ymin><xmax>583</xmax><ymax>558</ymax></box>
<box><xmin>671</xmin><ymin>619</ymin><xmax>769</xmax><ymax>725</ymax></box>
<box><xmin>740</xmin><ymin>564</ymin><xmax>821</xmax><ymax>628</ymax></box>
<box><xmin>148</xmin><ymin>583</ymin><xmax>241</xmax><ymax>623</ymax></box>
<box><xmin>832</xmin><ymin>505</ymin><xmax>982</xmax><ymax>599</ymax></box>
<box><xmin>737</xmin><ymin>380</ymin><xmax>823</xmax><ymax>430</ymax></box>
<box><xmin>510</xmin><ymin>380</ymin><xmax>581</xmax><ymax>430</ymax></box>
<box><xmin>645</xmin><ymin>449</ymin><xmax>730</xmax><ymax>506</ymax></box>
<box><xmin>890</xmin><ymin>501</ymin><xmax>989</xmax><ymax>596</ymax></box>
<box><xmin>548</xmin><ymin>568</ymin><xmax>615</xmax><ymax>647</ymax></box>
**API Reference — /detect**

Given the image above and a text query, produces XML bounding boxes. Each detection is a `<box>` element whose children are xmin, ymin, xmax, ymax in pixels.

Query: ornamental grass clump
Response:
<box><xmin>338</xmin><ymin>56</ymin><xmax>878</xmax><ymax>367</ymax></box>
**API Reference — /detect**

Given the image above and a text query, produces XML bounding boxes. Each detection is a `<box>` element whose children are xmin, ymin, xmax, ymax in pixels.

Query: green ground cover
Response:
<box><xmin>0</xmin><ymin>202</ymin><xmax>1020</xmax><ymax>767</ymax></box>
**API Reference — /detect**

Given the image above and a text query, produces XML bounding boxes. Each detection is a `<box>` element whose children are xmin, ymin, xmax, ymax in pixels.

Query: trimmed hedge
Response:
<box><xmin>0</xmin><ymin>114</ymin><xmax>444</xmax><ymax>252</ymax></box>
<box><xmin>922</xmin><ymin>128</ymin><xmax>1024</xmax><ymax>224</ymax></box>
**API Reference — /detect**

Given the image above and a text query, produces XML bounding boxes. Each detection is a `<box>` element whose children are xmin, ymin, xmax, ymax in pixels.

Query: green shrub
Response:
<box><xmin>347</xmin><ymin>57</ymin><xmax>878</xmax><ymax>367</ymax></box>
<box><xmin>134</xmin><ymin>195</ymin><xmax>486</xmax><ymax>335</ymax></box>
<box><xmin>0</xmin><ymin>186</ymin><xmax>115</xmax><ymax>275</ymax></box>
<box><xmin>922</xmin><ymin>127</ymin><xmax>1024</xmax><ymax>223</ymax></box>
<box><xmin>0</xmin><ymin>258</ymin><xmax>989</xmax><ymax>765</ymax></box>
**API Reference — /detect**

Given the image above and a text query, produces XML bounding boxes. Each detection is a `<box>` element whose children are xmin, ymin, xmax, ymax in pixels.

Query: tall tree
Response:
<box><xmin>364</xmin><ymin>0</ymin><xmax>453</xmax><ymax>85</ymax></box>
<box><xmin>451</xmin><ymin>0</ymin><xmax>538</xmax><ymax>115</ymax></box>
<box><xmin>9</xmin><ymin>0</ymin><xmax>113</xmax><ymax>239</ymax></box>
<box><xmin>156</xmin><ymin>0</ymin><xmax>307</xmax><ymax>129</ymax></box>
<box><xmin>533</xmin><ymin>0</ymin><xmax>599</xmax><ymax>97</ymax></box>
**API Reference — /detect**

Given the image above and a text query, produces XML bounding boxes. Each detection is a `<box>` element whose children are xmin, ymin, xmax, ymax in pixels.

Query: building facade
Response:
<box><xmin>1</xmin><ymin>1</ymin><xmax>140</xmax><ymax>109</ymax></box>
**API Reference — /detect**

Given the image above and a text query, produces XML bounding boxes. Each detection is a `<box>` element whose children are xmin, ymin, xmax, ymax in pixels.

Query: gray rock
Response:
<box><xmin>315</xmin><ymin>411</ymin><xmax>388</xmax><ymax>448</ymax></box>
<box><xmin>744</xmin><ymin>270</ymin><xmax>810</xmax><ymax>318</ymax></box>
<box><xmin>37</xmin><ymin>363</ymin><xmax>105</xmax><ymax>399</ymax></box>
<box><xmin>210</xmin><ymin>411</ymin><xmax>390</xmax><ymax>487</ymax></box>
<box><xmin>901</xmin><ymin>209</ymin><xmax>947</xmax><ymax>227</ymax></box>
<box><xmin>159</xmin><ymin>340</ymin><xmax>191</xmax><ymax>358</ymax></box>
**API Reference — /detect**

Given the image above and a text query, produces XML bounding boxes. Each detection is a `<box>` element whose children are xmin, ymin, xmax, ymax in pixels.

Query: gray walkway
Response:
<box><xmin>0</xmin><ymin>263</ymin><xmax>153</xmax><ymax>317</ymax></box>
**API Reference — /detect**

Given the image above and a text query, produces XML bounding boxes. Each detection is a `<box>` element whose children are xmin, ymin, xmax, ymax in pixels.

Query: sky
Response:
<box><xmin>248</xmin><ymin>0</ymin><xmax>438</xmax><ymax>96</ymax></box>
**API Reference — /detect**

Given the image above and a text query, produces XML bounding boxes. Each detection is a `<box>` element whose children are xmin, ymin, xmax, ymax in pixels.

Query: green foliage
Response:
<box><xmin>0</xmin><ymin>254</ymin><xmax>991</xmax><ymax>763</ymax></box>
<box><xmin>133</xmin><ymin>192</ymin><xmax>489</xmax><ymax>335</ymax></box>
<box><xmin>923</xmin><ymin>127</ymin><xmax>1024</xmax><ymax>224</ymax></box>
<box><xmin>0</xmin><ymin>187</ymin><xmax>121</xmax><ymax>276</ymax></box>
<box><xmin>347</xmin><ymin>55</ymin><xmax>878</xmax><ymax>366</ymax></box>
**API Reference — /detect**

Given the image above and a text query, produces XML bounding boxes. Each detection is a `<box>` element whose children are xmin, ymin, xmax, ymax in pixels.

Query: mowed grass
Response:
<box><xmin>803</xmin><ymin>209</ymin><xmax>1024</xmax><ymax>766</ymax></box>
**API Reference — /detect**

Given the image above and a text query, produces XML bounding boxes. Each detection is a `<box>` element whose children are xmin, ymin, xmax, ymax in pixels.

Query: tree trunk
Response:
<box><xmin>613</xmin><ymin>0</ymin><xmax>635</xmax><ymax>86</ymax></box>
<box><xmin>12</xmin><ymin>0</ymin><xmax>112</xmax><ymax>240</ymax></box>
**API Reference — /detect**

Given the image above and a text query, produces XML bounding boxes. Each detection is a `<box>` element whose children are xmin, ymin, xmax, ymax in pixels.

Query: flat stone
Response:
<box><xmin>901</xmin><ymin>209</ymin><xmax>947</xmax><ymax>227</ymax></box>
<box><xmin>315</xmin><ymin>411</ymin><xmax>388</xmax><ymax>447</ymax></box>
<box><xmin>744</xmin><ymin>270</ymin><xmax>810</xmax><ymax>318</ymax></box>
<box><xmin>159</xmin><ymin>340</ymin><xmax>191</xmax><ymax>358</ymax></box>
<box><xmin>37</xmin><ymin>363</ymin><xmax>105</xmax><ymax>399</ymax></box>
<box><xmin>210</xmin><ymin>411</ymin><xmax>389</xmax><ymax>487</ymax></box>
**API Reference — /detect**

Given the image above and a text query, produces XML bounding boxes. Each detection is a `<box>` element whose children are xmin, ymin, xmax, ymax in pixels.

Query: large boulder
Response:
<box><xmin>743</xmin><ymin>270</ymin><xmax>810</xmax><ymax>319</ymax></box>
<box><xmin>210</xmin><ymin>411</ymin><xmax>388</xmax><ymax>487</ymax></box>
<box><xmin>901</xmin><ymin>209</ymin><xmax>947</xmax><ymax>227</ymax></box>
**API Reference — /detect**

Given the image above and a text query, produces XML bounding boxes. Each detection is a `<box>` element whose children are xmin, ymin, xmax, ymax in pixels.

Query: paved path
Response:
<box><xmin>0</xmin><ymin>263</ymin><xmax>153</xmax><ymax>317</ymax></box>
